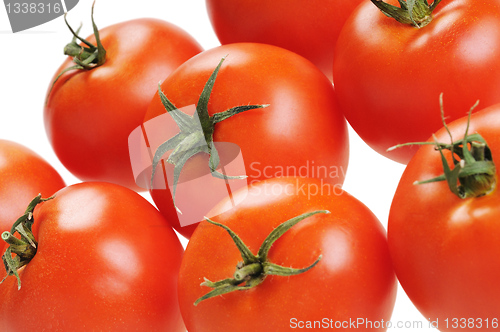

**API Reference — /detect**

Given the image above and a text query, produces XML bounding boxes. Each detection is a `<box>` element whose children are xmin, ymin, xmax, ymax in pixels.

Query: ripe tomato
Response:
<box><xmin>0</xmin><ymin>139</ymin><xmax>65</xmax><ymax>253</ymax></box>
<box><xmin>142</xmin><ymin>43</ymin><xmax>349</xmax><ymax>238</ymax></box>
<box><xmin>205</xmin><ymin>0</ymin><xmax>364</xmax><ymax>80</ymax></box>
<box><xmin>0</xmin><ymin>182</ymin><xmax>185</xmax><ymax>331</ymax></box>
<box><xmin>44</xmin><ymin>15</ymin><xmax>203</xmax><ymax>191</ymax></box>
<box><xmin>388</xmin><ymin>103</ymin><xmax>500</xmax><ymax>328</ymax></box>
<box><xmin>333</xmin><ymin>0</ymin><xmax>500</xmax><ymax>164</ymax></box>
<box><xmin>178</xmin><ymin>177</ymin><xmax>397</xmax><ymax>331</ymax></box>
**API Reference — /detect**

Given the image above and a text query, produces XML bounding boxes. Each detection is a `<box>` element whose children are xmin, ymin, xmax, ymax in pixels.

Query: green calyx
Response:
<box><xmin>49</xmin><ymin>1</ymin><xmax>106</xmax><ymax>92</ymax></box>
<box><xmin>388</xmin><ymin>94</ymin><xmax>496</xmax><ymax>199</ymax></box>
<box><xmin>1</xmin><ymin>194</ymin><xmax>53</xmax><ymax>290</ymax></box>
<box><xmin>150</xmin><ymin>56</ymin><xmax>269</xmax><ymax>212</ymax></box>
<box><xmin>371</xmin><ymin>0</ymin><xmax>442</xmax><ymax>28</ymax></box>
<box><xmin>194</xmin><ymin>210</ymin><xmax>329</xmax><ymax>306</ymax></box>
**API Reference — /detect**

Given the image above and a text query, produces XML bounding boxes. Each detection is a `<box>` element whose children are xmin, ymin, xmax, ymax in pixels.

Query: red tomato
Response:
<box><xmin>178</xmin><ymin>177</ymin><xmax>397</xmax><ymax>331</ymax></box>
<box><xmin>44</xmin><ymin>16</ymin><xmax>203</xmax><ymax>191</ymax></box>
<box><xmin>388</xmin><ymin>103</ymin><xmax>500</xmax><ymax>328</ymax></box>
<box><xmin>0</xmin><ymin>139</ymin><xmax>65</xmax><ymax>253</ymax></box>
<box><xmin>143</xmin><ymin>43</ymin><xmax>349</xmax><ymax>238</ymax></box>
<box><xmin>333</xmin><ymin>0</ymin><xmax>500</xmax><ymax>164</ymax></box>
<box><xmin>205</xmin><ymin>0</ymin><xmax>364</xmax><ymax>80</ymax></box>
<box><xmin>0</xmin><ymin>182</ymin><xmax>185</xmax><ymax>331</ymax></box>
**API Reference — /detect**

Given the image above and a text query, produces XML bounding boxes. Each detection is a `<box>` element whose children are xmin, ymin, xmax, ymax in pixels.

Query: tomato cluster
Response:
<box><xmin>2</xmin><ymin>0</ymin><xmax>500</xmax><ymax>331</ymax></box>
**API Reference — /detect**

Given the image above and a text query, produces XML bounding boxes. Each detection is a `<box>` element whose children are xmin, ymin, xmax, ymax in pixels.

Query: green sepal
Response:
<box><xmin>203</xmin><ymin>218</ymin><xmax>258</xmax><ymax>265</ymax></box>
<box><xmin>263</xmin><ymin>256</ymin><xmax>322</xmax><ymax>277</ymax></box>
<box><xmin>194</xmin><ymin>279</ymin><xmax>260</xmax><ymax>307</ymax></box>
<box><xmin>170</xmin><ymin>145</ymin><xmax>208</xmax><ymax>213</ymax></box>
<box><xmin>90</xmin><ymin>1</ymin><xmax>106</xmax><ymax>66</ymax></box>
<box><xmin>1</xmin><ymin>248</ymin><xmax>21</xmax><ymax>290</ymax></box>
<box><xmin>258</xmin><ymin>210</ymin><xmax>329</xmax><ymax>261</ymax></box>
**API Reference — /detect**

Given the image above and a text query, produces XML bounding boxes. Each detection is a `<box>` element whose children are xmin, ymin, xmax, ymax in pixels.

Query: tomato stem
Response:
<box><xmin>1</xmin><ymin>194</ymin><xmax>53</xmax><ymax>290</ymax></box>
<box><xmin>1</xmin><ymin>232</ymin><xmax>26</xmax><ymax>248</ymax></box>
<box><xmin>233</xmin><ymin>262</ymin><xmax>262</xmax><ymax>281</ymax></box>
<box><xmin>150</xmin><ymin>56</ymin><xmax>269</xmax><ymax>212</ymax></box>
<box><xmin>194</xmin><ymin>210</ymin><xmax>329</xmax><ymax>306</ymax></box>
<box><xmin>388</xmin><ymin>94</ymin><xmax>496</xmax><ymax>199</ymax></box>
<box><xmin>371</xmin><ymin>0</ymin><xmax>442</xmax><ymax>28</ymax></box>
<box><xmin>48</xmin><ymin>1</ymin><xmax>106</xmax><ymax>97</ymax></box>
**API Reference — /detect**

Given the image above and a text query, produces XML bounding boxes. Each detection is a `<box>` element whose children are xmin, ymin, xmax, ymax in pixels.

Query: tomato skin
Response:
<box><xmin>0</xmin><ymin>182</ymin><xmax>185</xmax><ymax>331</ymax></box>
<box><xmin>178</xmin><ymin>177</ymin><xmax>397</xmax><ymax>332</ymax></box>
<box><xmin>44</xmin><ymin>18</ymin><xmax>203</xmax><ymax>191</ymax></box>
<box><xmin>388</xmin><ymin>104</ymin><xmax>500</xmax><ymax>328</ymax></box>
<box><xmin>205</xmin><ymin>0</ymin><xmax>364</xmax><ymax>80</ymax></box>
<box><xmin>333</xmin><ymin>0</ymin><xmax>500</xmax><ymax>164</ymax></box>
<box><xmin>0</xmin><ymin>139</ymin><xmax>65</xmax><ymax>253</ymax></box>
<box><xmin>144</xmin><ymin>43</ymin><xmax>349</xmax><ymax>238</ymax></box>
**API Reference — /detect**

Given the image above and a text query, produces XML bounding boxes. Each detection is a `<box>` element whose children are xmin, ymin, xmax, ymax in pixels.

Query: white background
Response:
<box><xmin>0</xmin><ymin>0</ymin><xmax>434</xmax><ymax>330</ymax></box>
